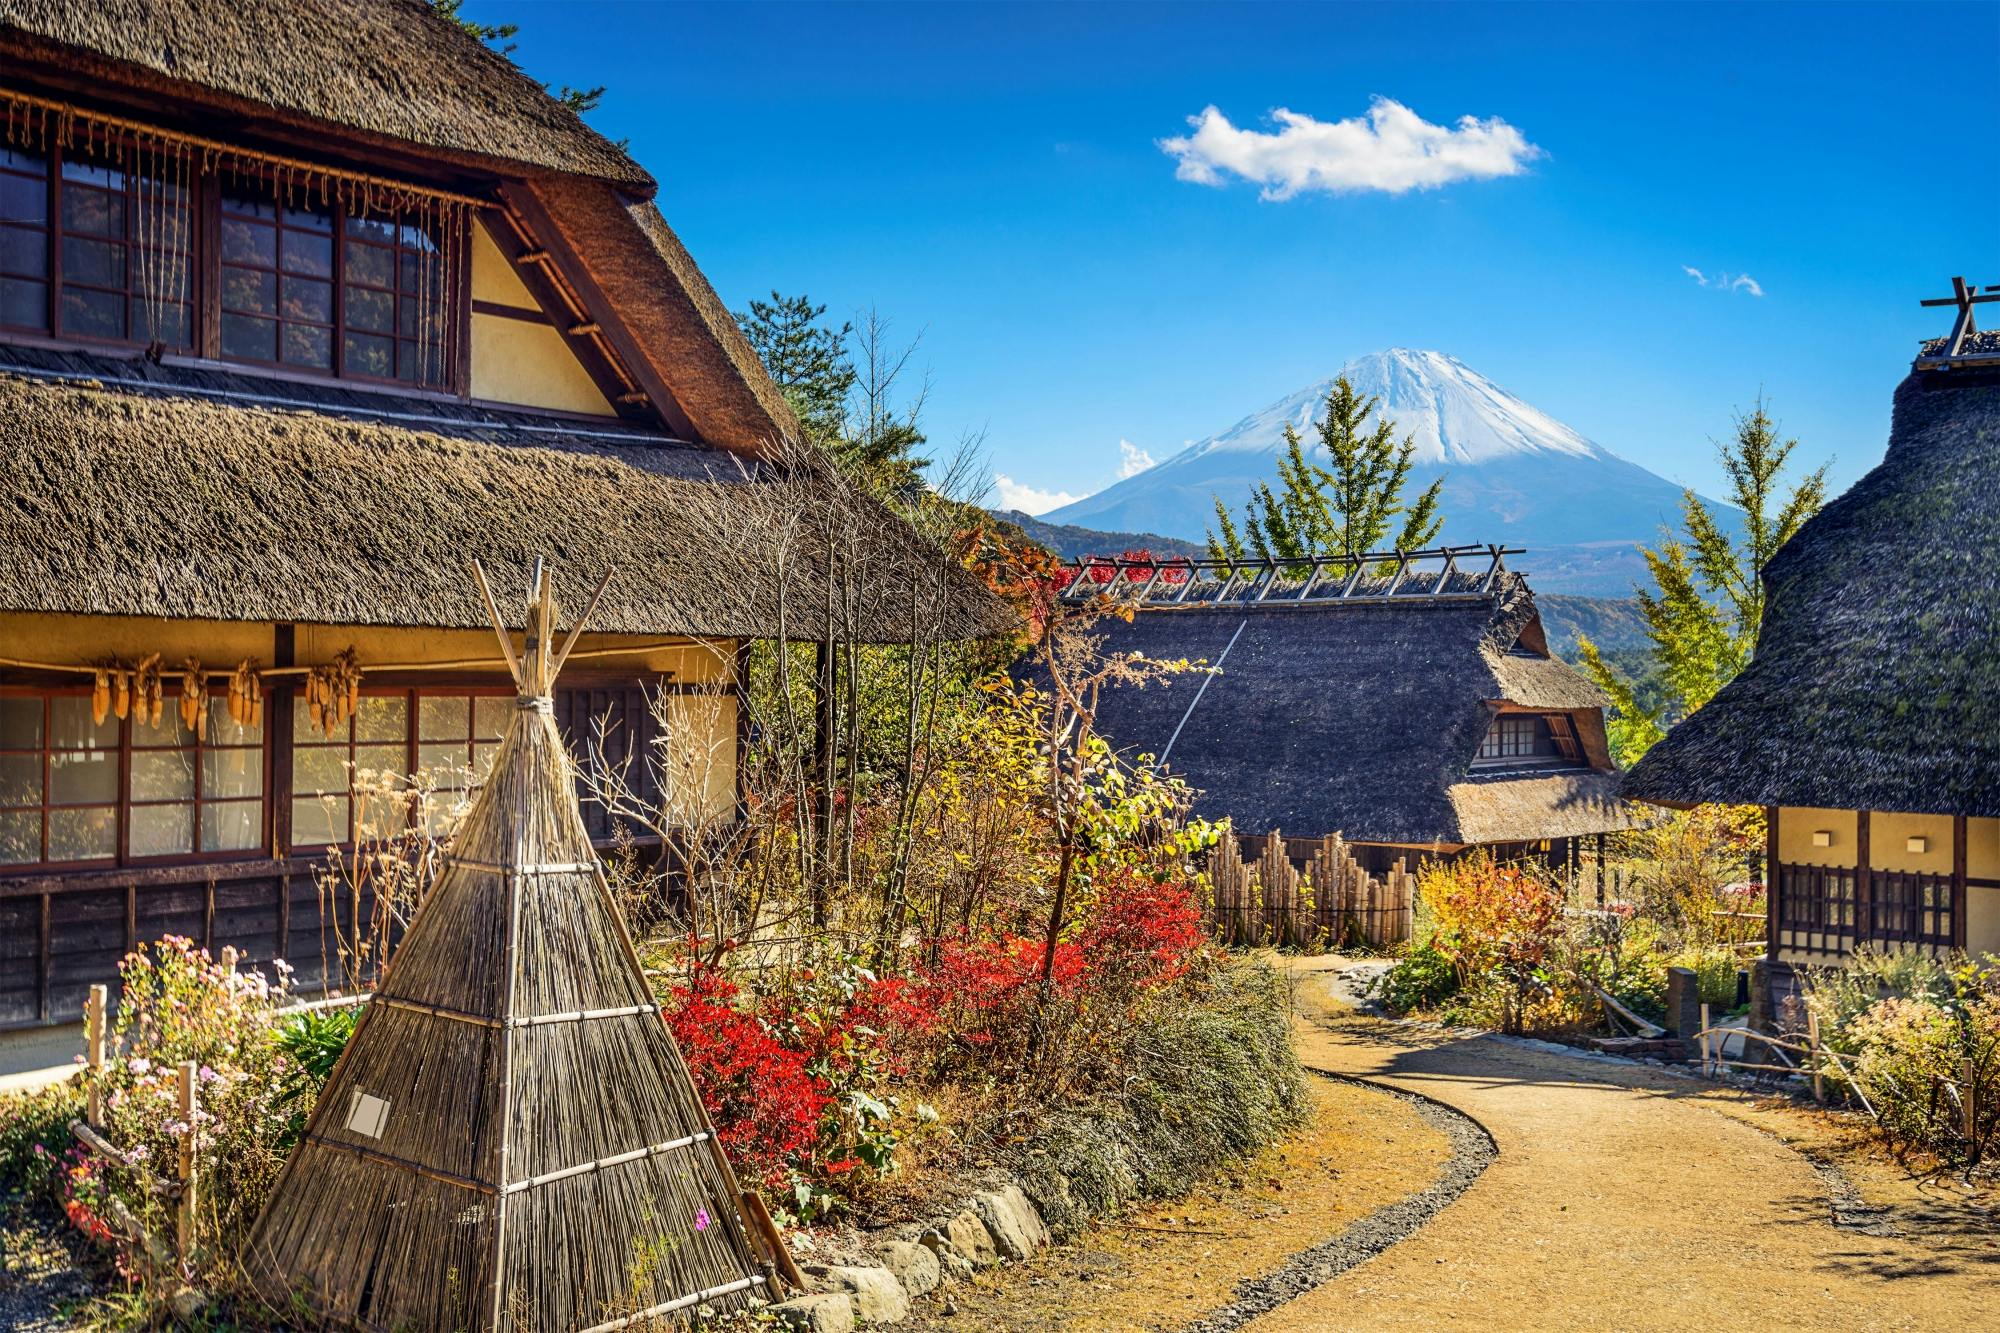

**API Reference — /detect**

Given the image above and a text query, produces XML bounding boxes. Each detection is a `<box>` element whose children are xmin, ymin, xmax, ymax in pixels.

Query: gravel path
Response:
<box><xmin>1177</xmin><ymin>1072</ymin><xmax>1493</xmax><ymax>1332</ymax></box>
<box><xmin>1</xmin><ymin>1196</ymin><xmax>93</xmax><ymax>1332</ymax></box>
<box><xmin>1250</xmin><ymin>962</ymin><xmax>2000</xmax><ymax>1332</ymax></box>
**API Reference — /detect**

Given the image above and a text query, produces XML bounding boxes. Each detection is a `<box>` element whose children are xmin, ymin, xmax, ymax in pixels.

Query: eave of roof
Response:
<box><xmin>0</xmin><ymin>363</ymin><xmax>1011</xmax><ymax>644</ymax></box>
<box><xmin>0</xmin><ymin>0</ymin><xmax>650</xmax><ymax>189</ymax></box>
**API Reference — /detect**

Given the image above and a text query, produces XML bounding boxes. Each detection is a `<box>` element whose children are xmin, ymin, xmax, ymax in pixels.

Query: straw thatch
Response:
<box><xmin>529</xmin><ymin>179</ymin><xmax>804</xmax><ymax>453</ymax></box>
<box><xmin>1625</xmin><ymin>368</ymin><xmax>2000</xmax><ymax>816</ymax></box>
<box><xmin>0</xmin><ymin>0</ymin><xmax>647</xmax><ymax>187</ymax></box>
<box><xmin>0</xmin><ymin>351</ymin><xmax>1011</xmax><ymax>643</ymax></box>
<box><xmin>1082</xmin><ymin>574</ymin><xmax>1641</xmax><ymax>845</ymax></box>
<box><xmin>248</xmin><ymin>565</ymin><xmax>770</xmax><ymax>1331</ymax></box>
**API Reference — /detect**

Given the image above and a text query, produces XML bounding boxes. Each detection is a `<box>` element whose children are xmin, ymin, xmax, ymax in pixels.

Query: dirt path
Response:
<box><xmin>1259</xmin><ymin>959</ymin><xmax>1999</xmax><ymax>1332</ymax></box>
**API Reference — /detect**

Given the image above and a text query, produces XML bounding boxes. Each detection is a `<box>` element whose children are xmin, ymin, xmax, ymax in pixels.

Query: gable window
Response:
<box><xmin>1474</xmin><ymin>713</ymin><xmax>1582</xmax><ymax>768</ymax></box>
<box><xmin>0</xmin><ymin>143</ymin><xmax>193</xmax><ymax>348</ymax></box>
<box><xmin>0</xmin><ymin>135</ymin><xmax>461</xmax><ymax>389</ymax></box>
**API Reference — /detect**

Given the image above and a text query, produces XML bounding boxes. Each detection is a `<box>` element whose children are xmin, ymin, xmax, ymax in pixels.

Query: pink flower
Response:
<box><xmin>694</xmin><ymin>1208</ymin><xmax>711</xmax><ymax>1233</ymax></box>
<box><xmin>127</xmin><ymin>1057</ymin><xmax>151</xmax><ymax>1075</ymax></box>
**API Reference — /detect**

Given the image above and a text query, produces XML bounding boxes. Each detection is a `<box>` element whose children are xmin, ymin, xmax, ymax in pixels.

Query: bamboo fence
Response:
<box><xmin>1206</xmin><ymin>831</ymin><xmax>1414</xmax><ymax>950</ymax></box>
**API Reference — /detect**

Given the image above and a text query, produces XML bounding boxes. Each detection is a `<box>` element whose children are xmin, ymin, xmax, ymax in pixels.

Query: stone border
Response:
<box><xmin>1174</xmin><ymin>1070</ymin><xmax>1497</xmax><ymax>1333</ymax></box>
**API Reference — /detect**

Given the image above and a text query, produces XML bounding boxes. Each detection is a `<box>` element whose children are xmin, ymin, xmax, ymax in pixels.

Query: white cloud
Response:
<box><xmin>1160</xmin><ymin>96</ymin><xmax>1542</xmax><ymax>200</ymax></box>
<box><xmin>993</xmin><ymin>473</ymin><xmax>1085</xmax><ymax>516</ymax></box>
<box><xmin>1117</xmin><ymin>439</ymin><xmax>1155</xmax><ymax>478</ymax></box>
<box><xmin>1682</xmin><ymin>265</ymin><xmax>1765</xmax><ymax>297</ymax></box>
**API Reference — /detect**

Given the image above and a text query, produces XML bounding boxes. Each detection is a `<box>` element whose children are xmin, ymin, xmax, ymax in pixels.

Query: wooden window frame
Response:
<box><xmin>0</xmin><ymin>685</ymin><xmax>269</xmax><ymax>873</ymax></box>
<box><xmin>125</xmin><ymin>690</ymin><xmax>267</xmax><ymax>865</ymax></box>
<box><xmin>1473</xmin><ymin>712</ymin><xmax>1585</xmax><ymax>769</ymax></box>
<box><xmin>287</xmin><ymin>685</ymin><xmax>512</xmax><ymax>852</ymax></box>
<box><xmin>0</xmin><ymin>139</ymin><xmax>466</xmax><ymax>391</ymax></box>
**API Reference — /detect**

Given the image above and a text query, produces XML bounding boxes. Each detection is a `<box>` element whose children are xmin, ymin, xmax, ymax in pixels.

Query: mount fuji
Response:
<box><xmin>1042</xmin><ymin>350</ymin><xmax>1735</xmax><ymax>594</ymax></box>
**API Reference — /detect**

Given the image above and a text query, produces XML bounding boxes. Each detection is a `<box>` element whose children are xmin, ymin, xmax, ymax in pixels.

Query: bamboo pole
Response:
<box><xmin>1962</xmin><ymin>1058</ymin><xmax>1977</xmax><ymax>1146</ymax></box>
<box><xmin>84</xmin><ymin>984</ymin><xmax>107</xmax><ymax>1126</ymax></box>
<box><xmin>176</xmin><ymin>1060</ymin><xmax>196</xmax><ymax>1263</ymax></box>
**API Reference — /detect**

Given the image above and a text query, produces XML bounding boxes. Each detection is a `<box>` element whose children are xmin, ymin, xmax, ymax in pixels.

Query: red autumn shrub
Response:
<box><xmin>660</xmin><ymin>960</ymin><xmax>827</xmax><ymax>1189</ymax></box>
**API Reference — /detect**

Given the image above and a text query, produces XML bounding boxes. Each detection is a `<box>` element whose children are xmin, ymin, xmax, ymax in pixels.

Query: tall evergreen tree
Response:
<box><xmin>735</xmin><ymin>292</ymin><xmax>857</xmax><ymax>448</ymax></box>
<box><xmin>1580</xmin><ymin>399</ymin><xmax>1828</xmax><ymax>764</ymax></box>
<box><xmin>1207</xmin><ymin>376</ymin><xmax>1443</xmax><ymax>567</ymax></box>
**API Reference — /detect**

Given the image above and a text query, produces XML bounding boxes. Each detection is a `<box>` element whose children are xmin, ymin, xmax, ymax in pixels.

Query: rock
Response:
<box><xmin>169</xmin><ymin>1288</ymin><xmax>206</xmax><ymax>1323</ymax></box>
<box><xmin>773</xmin><ymin>1292</ymin><xmax>855</xmax><ymax>1333</ymax></box>
<box><xmin>819</xmin><ymin>1266</ymin><xmax>911</xmax><ymax>1323</ymax></box>
<box><xmin>944</xmin><ymin>1209</ymin><xmax>999</xmax><ymax>1266</ymax></box>
<box><xmin>971</xmin><ymin>1185</ymin><xmax>1050</xmax><ymax>1261</ymax></box>
<box><xmin>883</xmin><ymin>1239</ymin><xmax>941</xmax><ymax>1298</ymax></box>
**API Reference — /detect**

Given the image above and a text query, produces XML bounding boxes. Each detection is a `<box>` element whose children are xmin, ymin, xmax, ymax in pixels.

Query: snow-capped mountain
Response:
<box><xmin>1043</xmin><ymin>350</ymin><xmax>1733</xmax><ymax>587</ymax></box>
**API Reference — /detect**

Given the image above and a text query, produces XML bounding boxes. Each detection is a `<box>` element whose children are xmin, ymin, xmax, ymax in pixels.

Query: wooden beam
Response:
<box><xmin>37</xmin><ymin>892</ymin><xmax>51</xmax><ymax>1023</ymax></box>
<box><xmin>1856</xmin><ymin>809</ymin><xmax>1872</xmax><ymax>947</ymax></box>
<box><xmin>1765</xmin><ymin>805</ymin><xmax>1780</xmax><ymax>956</ymax></box>
<box><xmin>1953</xmin><ymin>813</ymin><xmax>1968</xmax><ymax>951</ymax></box>
<box><xmin>496</xmin><ymin>183</ymin><xmax>705</xmax><ymax>443</ymax></box>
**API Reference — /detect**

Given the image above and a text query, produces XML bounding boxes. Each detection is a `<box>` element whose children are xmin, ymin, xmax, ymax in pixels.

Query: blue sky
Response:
<box><xmin>473</xmin><ymin>0</ymin><xmax>1999</xmax><ymax>512</ymax></box>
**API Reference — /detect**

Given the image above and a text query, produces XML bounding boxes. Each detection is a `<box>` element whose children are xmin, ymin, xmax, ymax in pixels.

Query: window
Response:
<box><xmin>0</xmin><ymin>693</ymin><xmax>118</xmax><ymax>866</ymax></box>
<box><xmin>0</xmin><ymin>689</ymin><xmax>261</xmax><ymax>867</ymax></box>
<box><xmin>128</xmin><ymin>696</ymin><xmax>264</xmax><ymax>858</ymax></box>
<box><xmin>289</xmin><ymin>690</ymin><xmax>506</xmax><ymax>846</ymax></box>
<box><xmin>0</xmin><ymin>142</ymin><xmax>459</xmax><ymax>386</ymax></box>
<box><xmin>1474</xmin><ymin>713</ymin><xmax>1582</xmax><ymax>767</ymax></box>
<box><xmin>290</xmin><ymin>693</ymin><xmax>410</xmax><ymax>848</ymax></box>
<box><xmin>342</xmin><ymin>212</ymin><xmax>449</xmax><ymax>385</ymax></box>
<box><xmin>220</xmin><ymin>189</ymin><xmax>335</xmax><ymax>371</ymax></box>
<box><xmin>0</xmin><ymin>145</ymin><xmax>49</xmax><ymax>333</ymax></box>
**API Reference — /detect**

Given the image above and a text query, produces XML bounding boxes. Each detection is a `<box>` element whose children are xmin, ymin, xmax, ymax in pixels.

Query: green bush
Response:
<box><xmin>1374</xmin><ymin>940</ymin><xmax>1459</xmax><ymax>1013</ymax></box>
<box><xmin>1008</xmin><ymin>958</ymin><xmax>1308</xmax><ymax>1235</ymax></box>
<box><xmin>0</xmin><ymin>1081</ymin><xmax>82</xmax><ymax>1199</ymax></box>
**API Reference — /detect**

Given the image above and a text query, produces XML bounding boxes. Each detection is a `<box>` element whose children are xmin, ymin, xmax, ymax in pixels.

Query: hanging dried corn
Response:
<box><xmin>112</xmin><ymin>665</ymin><xmax>131</xmax><ymax>721</ymax></box>
<box><xmin>227</xmin><ymin>659</ymin><xmax>264</xmax><ymax>730</ymax></box>
<box><xmin>304</xmin><ymin>649</ymin><xmax>363</xmax><ymax>738</ymax></box>
<box><xmin>92</xmin><ymin>669</ymin><xmax>110</xmax><ymax>725</ymax></box>
<box><xmin>133</xmin><ymin>654</ymin><xmax>164</xmax><ymax>729</ymax></box>
<box><xmin>179</xmin><ymin>658</ymin><xmax>207</xmax><ymax>739</ymax></box>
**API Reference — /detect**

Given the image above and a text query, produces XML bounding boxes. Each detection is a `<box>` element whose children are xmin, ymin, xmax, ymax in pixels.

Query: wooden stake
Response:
<box><xmin>739</xmin><ymin>1190</ymin><xmax>805</xmax><ymax>1291</ymax></box>
<box><xmin>1808</xmin><ymin>1010</ymin><xmax>1825</xmax><ymax>1103</ymax></box>
<box><xmin>176</xmin><ymin>1060</ymin><xmax>197</xmax><ymax>1262</ymax></box>
<box><xmin>1962</xmin><ymin>1058</ymin><xmax>1977</xmax><ymax>1145</ymax></box>
<box><xmin>1699</xmin><ymin>1003</ymin><xmax>1712</xmax><ymax>1076</ymax></box>
<box><xmin>84</xmin><ymin>984</ymin><xmax>107</xmax><ymax>1126</ymax></box>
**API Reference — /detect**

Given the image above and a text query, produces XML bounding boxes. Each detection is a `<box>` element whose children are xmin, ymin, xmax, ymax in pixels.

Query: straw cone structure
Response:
<box><xmin>247</xmin><ymin>562</ymin><xmax>769</xmax><ymax>1331</ymax></box>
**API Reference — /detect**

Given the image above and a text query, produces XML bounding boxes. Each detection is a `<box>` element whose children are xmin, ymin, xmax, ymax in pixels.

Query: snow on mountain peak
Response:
<box><xmin>1184</xmin><ymin>348</ymin><xmax>1605</xmax><ymax>469</ymax></box>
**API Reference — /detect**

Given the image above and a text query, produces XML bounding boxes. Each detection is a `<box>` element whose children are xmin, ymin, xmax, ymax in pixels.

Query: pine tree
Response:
<box><xmin>1207</xmin><ymin>376</ymin><xmax>1443</xmax><ymax>568</ymax></box>
<box><xmin>1580</xmin><ymin>399</ymin><xmax>1827</xmax><ymax>764</ymax></box>
<box><xmin>735</xmin><ymin>292</ymin><xmax>858</xmax><ymax>448</ymax></box>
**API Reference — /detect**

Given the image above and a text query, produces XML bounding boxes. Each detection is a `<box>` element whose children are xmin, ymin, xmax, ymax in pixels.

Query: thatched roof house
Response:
<box><xmin>1082</xmin><ymin>561</ymin><xmax>1642</xmax><ymax>872</ymax></box>
<box><xmin>0</xmin><ymin>0</ymin><xmax>1004</xmax><ymax>1030</ymax></box>
<box><xmin>1626</xmin><ymin>348</ymin><xmax>2000</xmax><ymax>962</ymax></box>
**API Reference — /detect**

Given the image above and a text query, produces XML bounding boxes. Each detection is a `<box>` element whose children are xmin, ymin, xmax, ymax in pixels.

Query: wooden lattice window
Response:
<box><xmin>128</xmin><ymin>694</ymin><xmax>265</xmax><ymax>859</ymax></box>
<box><xmin>1475</xmin><ymin>713</ymin><xmax>1582</xmax><ymax>768</ymax></box>
<box><xmin>0</xmin><ymin>144</ymin><xmax>49</xmax><ymax>333</ymax></box>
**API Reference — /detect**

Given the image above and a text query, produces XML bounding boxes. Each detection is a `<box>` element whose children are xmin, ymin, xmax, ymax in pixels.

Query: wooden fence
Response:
<box><xmin>1207</xmin><ymin>831</ymin><xmax>1413</xmax><ymax>950</ymax></box>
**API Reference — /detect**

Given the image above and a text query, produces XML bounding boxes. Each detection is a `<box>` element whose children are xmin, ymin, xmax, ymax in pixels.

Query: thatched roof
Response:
<box><xmin>0</xmin><ymin>349</ymin><xmax>1010</xmax><ymax>643</ymax></box>
<box><xmin>0</xmin><ymin>0</ymin><xmax>647</xmax><ymax>186</ymax></box>
<box><xmin>249</xmin><ymin>574</ymin><xmax>768</xmax><ymax>1328</ymax></box>
<box><xmin>1625</xmin><ymin>369</ymin><xmax>2000</xmax><ymax>816</ymax></box>
<box><xmin>0</xmin><ymin>0</ymin><xmax>806</xmax><ymax>453</ymax></box>
<box><xmin>1083</xmin><ymin>576</ymin><xmax>1640</xmax><ymax>844</ymax></box>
